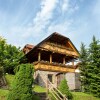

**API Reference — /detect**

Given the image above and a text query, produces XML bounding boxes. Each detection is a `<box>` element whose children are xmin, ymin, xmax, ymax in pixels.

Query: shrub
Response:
<box><xmin>7</xmin><ymin>64</ymin><xmax>34</xmax><ymax>100</ymax></box>
<box><xmin>58</xmin><ymin>79</ymin><xmax>73</xmax><ymax>99</ymax></box>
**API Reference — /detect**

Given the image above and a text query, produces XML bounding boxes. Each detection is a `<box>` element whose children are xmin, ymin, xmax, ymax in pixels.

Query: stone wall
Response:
<box><xmin>65</xmin><ymin>72</ymin><xmax>81</xmax><ymax>90</ymax></box>
<box><xmin>34</xmin><ymin>70</ymin><xmax>58</xmax><ymax>87</ymax></box>
<box><xmin>65</xmin><ymin>73</ymin><xmax>75</xmax><ymax>90</ymax></box>
<box><xmin>75</xmin><ymin>73</ymin><xmax>81</xmax><ymax>90</ymax></box>
<box><xmin>34</xmin><ymin>70</ymin><xmax>81</xmax><ymax>90</ymax></box>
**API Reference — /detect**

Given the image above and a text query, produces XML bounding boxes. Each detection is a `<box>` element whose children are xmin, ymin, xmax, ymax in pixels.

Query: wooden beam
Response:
<box><xmin>38</xmin><ymin>52</ymin><xmax>41</xmax><ymax>61</ymax></box>
<box><xmin>72</xmin><ymin>61</ymin><xmax>74</xmax><ymax>66</ymax></box>
<box><xmin>40</xmin><ymin>43</ymin><xmax>79</xmax><ymax>57</ymax></box>
<box><xmin>68</xmin><ymin>41</ymin><xmax>79</xmax><ymax>56</ymax></box>
<box><xmin>50</xmin><ymin>54</ymin><xmax>52</xmax><ymax>63</ymax></box>
<box><xmin>63</xmin><ymin>56</ymin><xmax>66</xmax><ymax>65</ymax></box>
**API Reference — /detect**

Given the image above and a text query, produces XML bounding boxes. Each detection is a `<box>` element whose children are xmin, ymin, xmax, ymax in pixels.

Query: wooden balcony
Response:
<box><xmin>33</xmin><ymin>61</ymin><xmax>75</xmax><ymax>73</ymax></box>
<box><xmin>40</xmin><ymin>42</ymin><xmax>79</xmax><ymax>57</ymax></box>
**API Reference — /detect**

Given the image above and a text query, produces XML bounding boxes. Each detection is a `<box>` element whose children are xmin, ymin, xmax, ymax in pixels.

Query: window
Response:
<box><xmin>48</xmin><ymin>74</ymin><xmax>53</xmax><ymax>83</ymax></box>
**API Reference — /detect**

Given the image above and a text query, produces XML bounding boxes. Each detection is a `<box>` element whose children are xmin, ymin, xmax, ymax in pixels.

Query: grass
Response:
<box><xmin>1</xmin><ymin>74</ymin><xmax>100</xmax><ymax>100</ymax></box>
<box><xmin>0</xmin><ymin>89</ymin><xmax>9</xmax><ymax>100</ymax></box>
<box><xmin>72</xmin><ymin>92</ymin><xmax>100</xmax><ymax>100</ymax></box>
<box><xmin>5</xmin><ymin>74</ymin><xmax>46</xmax><ymax>93</ymax></box>
<box><xmin>33</xmin><ymin>85</ymin><xmax>46</xmax><ymax>93</ymax></box>
<box><xmin>5</xmin><ymin>74</ymin><xmax>15</xmax><ymax>88</ymax></box>
<box><xmin>0</xmin><ymin>74</ymin><xmax>14</xmax><ymax>100</ymax></box>
<box><xmin>48</xmin><ymin>92</ymin><xmax>100</xmax><ymax>100</ymax></box>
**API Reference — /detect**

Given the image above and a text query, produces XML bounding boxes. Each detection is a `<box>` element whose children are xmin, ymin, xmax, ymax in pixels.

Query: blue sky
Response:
<box><xmin>0</xmin><ymin>0</ymin><xmax>100</xmax><ymax>50</ymax></box>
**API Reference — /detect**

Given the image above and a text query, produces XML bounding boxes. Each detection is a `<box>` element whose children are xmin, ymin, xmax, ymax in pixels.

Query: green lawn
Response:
<box><xmin>72</xmin><ymin>92</ymin><xmax>100</xmax><ymax>100</ymax></box>
<box><xmin>34</xmin><ymin>85</ymin><xmax>46</xmax><ymax>93</ymax></box>
<box><xmin>0</xmin><ymin>89</ymin><xmax>9</xmax><ymax>100</ymax></box>
<box><xmin>0</xmin><ymin>74</ymin><xmax>100</xmax><ymax>100</ymax></box>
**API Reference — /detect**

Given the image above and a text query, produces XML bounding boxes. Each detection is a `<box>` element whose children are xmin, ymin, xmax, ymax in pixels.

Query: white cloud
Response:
<box><xmin>0</xmin><ymin>0</ymin><xmax>81</xmax><ymax>48</ymax></box>
<box><xmin>47</xmin><ymin>21</ymin><xmax>71</xmax><ymax>35</ymax></box>
<box><xmin>31</xmin><ymin>0</ymin><xmax>58</xmax><ymax>35</ymax></box>
<box><xmin>17</xmin><ymin>0</ymin><xmax>59</xmax><ymax>39</ymax></box>
<box><xmin>61</xmin><ymin>0</ymin><xmax>69</xmax><ymax>13</ymax></box>
<box><xmin>0</xmin><ymin>0</ymin><xmax>60</xmax><ymax>47</ymax></box>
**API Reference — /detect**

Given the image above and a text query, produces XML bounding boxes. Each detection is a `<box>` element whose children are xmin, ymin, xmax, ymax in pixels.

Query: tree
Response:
<box><xmin>3</xmin><ymin>44</ymin><xmax>24</xmax><ymax>74</ymax></box>
<box><xmin>79</xmin><ymin>43</ymin><xmax>89</xmax><ymax>92</ymax></box>
<box><xmin>0</xmin><ymin>66</ymin><xmax>3</xmax><ymax>78</ymax></box>
<box><xmin>0</xmin><ymin>36</ymin><xmax>24</xmax><ymax>74</ymax></box>
<box><xmin>79</xmin><ymin>36</ymin><xmax>100</xmax><ymax>97</ymax></box>
<box><xmin>87</xmin><ymin>36</ymin><xmax>100</xmax><ymax>97</ymax></box>
<box><xmin>0</xmin><ymin>36</ymin><xmax>7</xmax><ymax>74</ymax></box>
<box><xmin>58</xmin><ymin>79</ymin><xmax>73</xmax><ymax>99</ymax></box>
<box><xmin>7</xmin><ymin>64</ymin><xmax>34</xmax><ymax>100</ymax></box>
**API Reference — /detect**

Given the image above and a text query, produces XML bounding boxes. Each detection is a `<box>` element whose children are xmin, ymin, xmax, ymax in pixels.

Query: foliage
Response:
<box><xmin>87</xmin><ymin>36</ymin><xmax>100</xmax><ymax>97</ymax></box>
<box><xmin>7</xmin><ymin>64</ymin><xmax>34</xmax><ymax>100</ymax></box>
<box><xmin>48</xmin><ymin>92</ymin><xmax>56</xmax><ymax>100</ymax></box>
<box><xmin>5</xmin><ymin>74</ymin><xmax>15</xmax><ymax>88</ymax></box>
<box><xmin>79</xmin><ymin>43</ymin><xmax>89</xmax><ymax>92</ymax></box>
<box><xmin>79</xmin><ymin>36</ymin><xmax>100</xmax><ymax>97</ymax></box>
<box><xmin>0</xmin><ymin>89</ymin><xmax>9</xmax><ymax>100</ymax></box>
<box><xmin>58</xmin><ymin>79</ymin><xmax>73</xmax><ymax>99</ymax></box>
<box><xmin>0</xmin><ymin>66</ymin><xmax>3</xmax><ymax>77</ymax></box>
<box><xmin>72</xmin><ymin>92</ymin><xmax>100</xmax><ymax>100</ymax></box>
<box><xmin>0</xmin><ymin>37</ymin><xmax>6</xmax><ymax>74</ymax></box>
<box><xmin>0</xmin><ymin>36</ymin><xmax>24</xmax><ymax>74</ymax></box>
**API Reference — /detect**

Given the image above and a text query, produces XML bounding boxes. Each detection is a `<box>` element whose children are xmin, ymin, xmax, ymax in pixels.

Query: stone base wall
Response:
<box><xmin>34</xmin><ymin>70</ymin><xmax>81</xmax><ymax>90</ymax></box>
<box><xmin>65</xmin><ymin>72</ymin><xmax>81</xmax><ymax>90</ymax></box>
<box><xmin>34</xmin><ymin>70</ymin><xmax>58</xmax><ymax>87</ymax></box>
<box><xmin>75</xmin><ymin>73</ymin><xmax>81</xmax><ymax>90</ymax></box>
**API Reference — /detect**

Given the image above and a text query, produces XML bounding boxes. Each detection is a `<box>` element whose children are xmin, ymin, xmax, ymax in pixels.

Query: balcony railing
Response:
<box><xmin>33</xmin><ymin>61</ymin><xmax>75</xmax><ymax>72</ymax></box>
<box><xmin>33</xmin><ymin>60</ymin><xmax>74</xmax><ymax>68</ymax></box>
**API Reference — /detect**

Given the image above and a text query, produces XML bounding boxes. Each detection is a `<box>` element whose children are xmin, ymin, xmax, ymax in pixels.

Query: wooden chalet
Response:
<box><xmin>23</xmin><ymin>32</ymin><xmax>80</xmax><ymax>90</ymax></box>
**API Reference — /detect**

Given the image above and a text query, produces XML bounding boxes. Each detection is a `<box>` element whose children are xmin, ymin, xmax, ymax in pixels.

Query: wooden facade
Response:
<box><xmin>23</xmin><ymin>32</ymin><xmax>79</xmax><ymax>73</ymax></box>
<box><xmin>23</xmin><ymin>32</ymin><xmax>80</xmax><ymax>89</ymax></box>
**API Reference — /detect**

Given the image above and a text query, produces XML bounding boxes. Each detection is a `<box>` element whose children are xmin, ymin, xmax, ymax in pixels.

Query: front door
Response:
<box><xmin>57</xmin><ymin>73</ymin><xmax>64</xmax><ymax>86</ymax></box>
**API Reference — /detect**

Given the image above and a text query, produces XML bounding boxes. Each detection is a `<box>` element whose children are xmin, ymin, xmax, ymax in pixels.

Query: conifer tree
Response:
<box><xmin>58</xmin><ymin>79</ymin><xmax>73</xmax><ymax>99</ymax></box>
<box><xmin>7</xmin><ymin>64</ymin><xmax>33</xmax><ymax>100</ymax></box>
<box><xmin>79</xmin><ymin>43</ymin><xmax>89</xmax><ymax>92</ymax></box>
<box><xmin>88</xmin><ymin>36</ymin><xmax>100</xmax><ymax>97</ymax></box>
<box><xmin>79</xmin><ymin>36</ymin><xmax>100</xmax><ymax>97</ymax></box>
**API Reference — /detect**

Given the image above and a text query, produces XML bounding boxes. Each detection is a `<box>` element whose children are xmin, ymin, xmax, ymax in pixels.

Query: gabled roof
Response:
<box><xmin>25</xmin><ymin>32</ymin><xmax>79</xmax><ymax>57</ymax></box>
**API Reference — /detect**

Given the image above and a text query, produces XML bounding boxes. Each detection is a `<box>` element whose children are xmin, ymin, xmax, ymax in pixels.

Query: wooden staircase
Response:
<box><xmin>37</xmin><ymin>71</ymin><xmax>68</xmax><ymax>100</ymax></box>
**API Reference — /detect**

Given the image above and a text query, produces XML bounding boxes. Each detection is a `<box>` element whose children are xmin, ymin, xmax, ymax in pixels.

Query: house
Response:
<box><xmin>23</xmin><ymin>32</ymin><xmax>81</xmax><ymax>90</ymax></box>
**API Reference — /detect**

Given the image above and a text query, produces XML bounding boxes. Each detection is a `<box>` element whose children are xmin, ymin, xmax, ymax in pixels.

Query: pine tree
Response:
<box><xmin>58</xmin><ymin>79</ymin><xmax>73</xmax><ymax>99</ymax></box>
<box><xmin>79</xmin><ymin>43</ymin><xmax>89</xmax><ymax>92</ymax></box>
<box><xmin>88</xmin><ymin>36</ymin><xmax>100</xmax><ymax>97</ymax></box>
<box><xmin>7</xmin><ymin>64</ymin><xmax>34</xmax><ymax>100</ymax></box>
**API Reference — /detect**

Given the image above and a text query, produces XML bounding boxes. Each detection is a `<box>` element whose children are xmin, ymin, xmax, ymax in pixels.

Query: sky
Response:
<box><xmin>0</xmin><ymin>0</ymin><xmax>100</xmax><ymax>50</ymax></box>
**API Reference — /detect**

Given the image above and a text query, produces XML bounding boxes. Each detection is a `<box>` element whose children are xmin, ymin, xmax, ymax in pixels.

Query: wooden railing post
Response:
<box><xmin>63</xmin><ymin>56</ymin><xmax>66</xmax><ymax>65</ymax></box>
<box><xmin>72</xmin><ymin>61</ymin><xmax>74</xmax><ymax>66</ymax></box>
<box><xmin>38</xmin><ymin>51</ymin><xmax>41</xmax><ymax>61</ymax></box>
<box><xmin>46</xmin><ymin>79</ymin><xmax>49</xmax><ymax>98</ymax></box>
<box><xmin>50</xmin><ymin>54</ymin><xmax>52</xmax><ymax>63</ymax></box>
